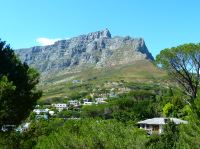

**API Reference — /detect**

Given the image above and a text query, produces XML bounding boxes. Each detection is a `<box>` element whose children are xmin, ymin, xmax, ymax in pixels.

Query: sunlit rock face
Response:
<box><xmin>16</xmin><ymin>29</ymin><xmax>154</xmax><ymax>74</ymax></box>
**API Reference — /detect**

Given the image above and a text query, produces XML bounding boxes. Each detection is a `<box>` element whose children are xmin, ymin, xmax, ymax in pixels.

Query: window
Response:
<box><xmin>146</xmin><ymin>124</ymin><xmax>150</xmax><ymax>129</ymax></box>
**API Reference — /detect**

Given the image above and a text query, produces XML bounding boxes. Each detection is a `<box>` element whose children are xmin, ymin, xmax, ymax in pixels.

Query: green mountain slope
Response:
<box><xmin>39</xmin><ymin>60</ymin><xmax>166</xmax><ymax>101</ymax></box>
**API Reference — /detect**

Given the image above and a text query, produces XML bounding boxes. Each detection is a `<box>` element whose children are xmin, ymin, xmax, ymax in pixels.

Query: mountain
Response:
<box><xmin>15</xmin><ymin>29</ymin><xmax>166</xmax><ymax>101</ymax></box>
<box><xmin>16</xmin><ymin>29</ymin><xmax>154</xmax><ymax>77</ymax></box>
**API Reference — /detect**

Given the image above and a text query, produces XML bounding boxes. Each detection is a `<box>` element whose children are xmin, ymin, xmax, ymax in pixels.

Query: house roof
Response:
<box><xmin>138</xmin><ymin>117</ymin><xmax>188</xmax><ymax>125</ymax></box>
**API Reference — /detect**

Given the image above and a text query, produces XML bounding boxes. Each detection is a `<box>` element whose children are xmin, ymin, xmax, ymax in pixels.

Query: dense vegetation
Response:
<box><xmin>35</xmin><ymin>119</ymin><xmax>148</xmax><ymax>149</ymax></box>
<box><xmin>1</xmin><ymin>41</ymin><xmax>200</xmax><ymax>149</ymax></box>
<box><xmin>0</xmin><ymin>40</ymin><xmax>41</xmax><ymax>129</ymax></box>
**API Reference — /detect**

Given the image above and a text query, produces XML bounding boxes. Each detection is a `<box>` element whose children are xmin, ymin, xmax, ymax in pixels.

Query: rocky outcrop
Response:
<box><xmin>16</xmin><ymin>29</ymin><xmax>154</xmax><ymax>74</ymax></box>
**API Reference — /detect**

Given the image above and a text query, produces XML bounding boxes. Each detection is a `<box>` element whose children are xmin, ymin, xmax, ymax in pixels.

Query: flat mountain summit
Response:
<box><xmin>16</xmin><ymin>29</ymin><xmax>154</xmax><ymax>75</ymax></box>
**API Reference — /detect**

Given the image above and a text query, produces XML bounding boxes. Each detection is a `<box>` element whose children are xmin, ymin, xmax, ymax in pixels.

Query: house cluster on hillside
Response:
<box><xmin>82</xmin><ymin>97</ymin><xmax>108</xmax><ymax>105</ymax></box>
<box><xmin>2</xmin><ymin>81</ymin><xmax>131</xmax><ymax>133</ymax></box>
<box><xmin>33</xmin><ymin>108</ymin><xmax>54</xmax><ymax>119</ymax></box>
<box><xmin>32</xmin><ymin>97</ymin><xmax>108</xmax><ymax>119</ymax></box>
<box><xmin>31</xmin><ymin>81</ymin><xmax>126</xmax><ymax>121</ymax></box>
<box><xmin>14</xmin><ymin>97</ymin><xmax>107</xmax><ymax>133</ymax></box>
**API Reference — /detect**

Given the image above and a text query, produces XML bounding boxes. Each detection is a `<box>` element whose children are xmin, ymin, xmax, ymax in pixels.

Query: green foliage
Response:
<box><xmin>0</xmin><ymin>40</ymin><xmax>42</xmax><ymax>128</ymax></box>
<box><xmin>0</xmin><ymin>132</ymin><xmax>22</xmax><ymax>149</ymax></box>
<box><xmin>68</xmin><ymin>90</ymin><xmax>88</xmax><ymax>100</ymax></box>
<box><xmin>147</xmin><ymin>121</ymin><xmax>180</xmax><ymax>149</ymax></box>
<box><xmin>82</xmin><ymin>95</ymin><xmax>160</xmax><ymax>122</ymax></box>
<box><xmin>35</xmin><ymin>119</ymin><xmax>148</xmax><ymax>149</ymax></box>
<box><xmin>163</xmin><ymin>102</ymin><xmax>174</xmax><ymax>117</ymax></box>
<box><xmin>156</xmin><ymin>43</ymin><xmax>200</xmax><ymax>100</ymax></box>
<box><xmin>17</xmin><ymin>118</ymin><xmax>65</xmax><ymax>149</ymax></box>
<box><xmin>57</xmin><ymin>110</ymin><xmax>80</xmax><ymax>118</ymax></box>
<box><xmin>157</xmin><ymin>87</ymin><xmax>188</xmax><ymax>118</ymax></box>
<box><xmin>148</xmin><ymin>94</ymin><xmax>200</xmax><ymax>149</ymax></box>
<box><xmin>82</xmin><ymin>104</ymin><xmax>108</xmax><ymax>118</ymax></box>
<box><xmin>0</xmin><ymin>76</ymin><xmax>16</xmax><ymax>125</ymax></box>
<box><xmin>177</xmin><ymin>96</ymin><xmax>200</xmax><ymax>148</ymax></box>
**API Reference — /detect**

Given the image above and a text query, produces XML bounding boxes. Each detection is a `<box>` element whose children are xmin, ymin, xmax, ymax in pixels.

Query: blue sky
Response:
<box><xmin>0</xmin><ymin>0</ymin><xmax>199</xmax><ymax>57</ymax></box>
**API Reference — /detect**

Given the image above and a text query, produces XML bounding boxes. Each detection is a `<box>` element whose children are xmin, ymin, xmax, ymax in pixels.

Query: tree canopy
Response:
<box><xmin>0</xmin><ymin>40</ymin><xmax>42</xmax><ymax>129</ymax></box>
<box><xmin>156</xmin><ymin>43</ymin><xmax>200</xmax><ymax>101</ymax></box>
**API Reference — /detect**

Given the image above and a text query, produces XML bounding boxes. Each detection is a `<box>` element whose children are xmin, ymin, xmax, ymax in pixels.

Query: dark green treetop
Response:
<box><xmin>0</xmin><ymin>40</ymin><xmax>42</xmax><ymax>129</ymax></box>
<box><xmin>156</xmin><ymin>43</ymin><xmax>200</xmax><ymax>102</ymax></box>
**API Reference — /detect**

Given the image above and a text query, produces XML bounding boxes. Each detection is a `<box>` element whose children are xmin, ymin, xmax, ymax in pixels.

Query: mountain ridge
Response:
<box><xmin>15</xmin><ymin>29</ymin><xmax>154</xmax><ymax>76</ymax></box>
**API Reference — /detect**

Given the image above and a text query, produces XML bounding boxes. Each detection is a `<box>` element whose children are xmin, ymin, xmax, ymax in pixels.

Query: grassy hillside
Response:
<box><xmin>39</xmin><ymin>60</ymin><xmax>166</xmax><ymax>101</ymax></box>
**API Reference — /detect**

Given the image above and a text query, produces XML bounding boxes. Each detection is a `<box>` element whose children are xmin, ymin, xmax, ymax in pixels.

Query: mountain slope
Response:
<box><xmin>15</xmin><ymin>29</ymin><xmax>165</xmax><ymax>101</ymax></box>
<box><xmin>39</xmin><ymin>60</ymin><xmax>166</xmax><ymax>101</ymax></box>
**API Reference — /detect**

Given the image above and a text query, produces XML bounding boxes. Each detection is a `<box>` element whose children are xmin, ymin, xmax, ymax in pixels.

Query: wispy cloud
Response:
<box><xmin>36</xmin><ymin>37</ymin><xmax>62</xmax><ymax>46</ymax></box>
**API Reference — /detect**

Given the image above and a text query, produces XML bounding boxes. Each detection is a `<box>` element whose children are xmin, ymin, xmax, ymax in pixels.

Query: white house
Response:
<box><xmin>95</xmin><ymin>97</ymin><xmax>107</xmax><ymax>102</ymax></box>
<box><xmin>52</xmin><ymin>103</ymin><xmax>68</xmax><ymax>111</ymax></box>
<box><xmin>83</xmin><ymin>101</ymin><xmax>94</xmax><ymax>105</ymax></box>
<box><xmin>95</xmin><ymin>97</ymin><xmax>107</xmax><ymax>104</ymax></box>
<box><xmin>68</xmin><ymin>100</ymin><xmax>80</xmax><ymax>107</ymax></box>
<box><xmin>16</xmin><ymin>122</ymin><xmax>30</xmax><ymax>133</ymax></box>
<box><xmin>22</xmin><ymin>123</ymin><xmax>30</xmax><ymax>131</ymax></box>
<box><xmin>109</xmin><ymin>92</ymin><xmax>117</xmax><ymax>98</ymax></box>
<box><xmin>138</xmin><ymin>117</ymin><xmax>188</xmax><ymax>135</ymax></box>
<box><xmin>1</xmin><ymin>125</ymin><xmax>16</xmax><ymax>132</ymax></box>
<box><xmin>33</xmin><ymin>109</ymin><xmax>49</xmax><ymax>119</ymax></box>
<box><xmin>72</xmin><ymin>80</ymin><xmax>80</xmax><ymax>84</ymax></box>
<box><xmin>33</xmin><ymin>108</ymin><xmax>49</xmax><ymax>115</ymax></box>
<box><xmin>96</xmin><ymin>100</ymin><xmax>108</xmax><ymax>104</ymax></box>
<box><xmin>49</xmin><ymin>110</ymin><xmax>55</xmax><ymax>116</ymax></box>
<box><xmin>83</xmin><ymin>98</ymin><xmax>89</xmax><ymax>102</ymax></box>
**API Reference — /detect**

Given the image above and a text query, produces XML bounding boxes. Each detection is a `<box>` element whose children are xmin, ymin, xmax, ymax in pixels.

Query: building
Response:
<box><xmin>33</xmin><ymin>108</ymin><xmax>49</xmax><ymax>119</ymax></box>
<box><xmin>49</xmin><ymin>110</ymin><xmax>55</xmax><ymax>116</ymax></box>
<box><xmin>83</xmin><ymin>98</ymin><xmax>89</xmax><ymax>102</ymax></box>
<box><xmin>33</xmin><ymin>108</ymin><xmax>49</xmax><ymax>115</ymax></box>
<box><xmin>68</xmin><ymin>100</ymin><xmax>80</xmax><ymax>107</ymax></box>
<box><xmin>52</xmin><ymin>103</ymin><xmax>68</xmax><ymax>111</ymax></box>
<box><xmin>109</xmin><ymin>92</ymin><xmax>117</xmax><ymax>98</ymax></box>
<box><xmin>1</xmin><ymin>125</ymin><xmax>16</xmax><ymax>132</ymax></box>
<box><xmin>36</xmin><ymin>114</ymin><xmax>48</xmax><ymax>120</ymax></box>
<box><xmin>72</xmin><ymin>80</ymin><xmax>80</xmax><ymax>84</ymax></box>
<box><xmin>16</xmin><ymin>123</ymin><xmax>30</xmax><ymax>133</ymax></box>
<box><xmin>95</xmin><ymin>97</ymin><xmax>107</xmax><ymax>104</ymax></box>
<box><xmin>138</xmin><ymin>117</ymin><xmax>188</xmax><ymax>135</ymax></box>
<box><xmin>83</xmin><ymin>101</ymin><xmax>94</xmax><ymax>105</ymax></box>
<box><xmin>96</xmin><ymin>100</ymin><xmax>107</xmax><ymax>104</ymax></box>
<box><xmin>95</xmin><ymin>97</ymin><xmax>107</xmax><ymax>102</ymax></box>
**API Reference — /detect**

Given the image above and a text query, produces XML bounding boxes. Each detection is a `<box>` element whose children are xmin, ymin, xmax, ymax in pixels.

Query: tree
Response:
<box><xmin>0</xmin><ymin>40</ymin><xmax>42</xmax><ymax>129</ymax></box>
<box><xmin>35</xmin><ymin>119</ymin><xmax>148</xmax><ymax>148</ymax></box>
<box><xmin>146</xmin><ymin>121</ymin><xmax>180</xmax><ymax>149</ymax></box>
<box><xmin>163</xmin><ymin>102</ymin><xmax>174</xmax><ymax>117</ymax></box>
<box><xmin>177</xmin><ymin>96</ymin><xmax>200</xmax><ymax>149</ymax></box>
<box><xmin>156</xmin><ymin>43</ymin><xmax>200</xmax><ymax>102</ymax></box>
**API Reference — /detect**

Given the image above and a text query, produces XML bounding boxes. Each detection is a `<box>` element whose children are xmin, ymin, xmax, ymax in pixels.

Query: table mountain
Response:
<box><xmin>16</xmin><ymin>29</ymin><xmax>154</xmax><ymax>75</ymax></box>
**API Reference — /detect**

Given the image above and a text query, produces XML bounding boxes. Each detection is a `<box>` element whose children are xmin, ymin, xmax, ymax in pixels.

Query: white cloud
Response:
<box><xmin>36</xmin><ymin>37</ymin><xmax>62</xmax><ymax>46</ymax></box>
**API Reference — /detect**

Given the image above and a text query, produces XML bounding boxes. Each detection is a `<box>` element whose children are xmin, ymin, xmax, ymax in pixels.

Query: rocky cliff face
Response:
<box><xmin>16</xmin><ymin>29</ymin><xmax>154</xmax><ymax>75</ymax></box>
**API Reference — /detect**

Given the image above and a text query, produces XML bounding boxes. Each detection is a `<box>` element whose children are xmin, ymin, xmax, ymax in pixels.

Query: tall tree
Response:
<box><xmin>0</xmin><ymin>40</ymin><xmax>42</xmax><ymax>129</ymax></box>
<box><xmin>177</xmin><ymin>96</ymin><xmax>200</xmax><ymax>149</ymax></box>
<box><xmin>156</xmin><ymin>43</ymin><xmax>200</xmax><ymax>102</ymax></box>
